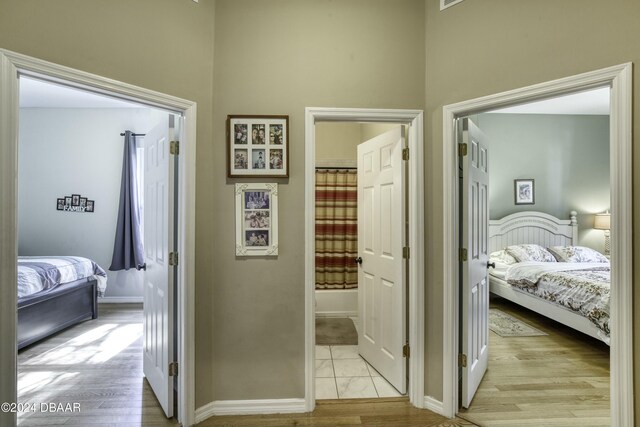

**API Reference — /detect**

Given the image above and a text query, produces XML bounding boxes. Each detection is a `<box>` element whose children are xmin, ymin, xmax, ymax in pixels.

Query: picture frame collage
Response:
<box><xmin>235</xmin><ymin>183</ymin><xmax>278</xmax><ymax>256</ymax></box>
<box><xmin>227</xmin><ymin>115</ymin><xmax>289</xmax><ymax>178</ymax></box>
<box><xmin>57</xmin><ymin>193</ymin><xmax>95</xmax><ymax>213</ymax></box>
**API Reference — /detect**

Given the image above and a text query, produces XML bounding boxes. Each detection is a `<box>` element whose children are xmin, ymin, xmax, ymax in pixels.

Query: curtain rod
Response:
<box><xmin>120</xmin><ymin>132</ymin><xmax>146</xmax><ymax>136</ymax></box>
<box><xmin>315</xmin><ymin>167</ymin><xmax>357</xmax><ymax>170</ymax></box>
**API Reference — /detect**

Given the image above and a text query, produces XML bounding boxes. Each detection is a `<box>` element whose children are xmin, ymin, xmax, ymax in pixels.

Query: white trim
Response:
<box><xmin>442</xmin><ymin>63</ymin><xmax>634</xmax><ymax>425</ymax></box>
<box><xmin>195</xmin><ymin>399</ymin><xmax>306</xmax><ymax>423</ymax></box>
<box><xmin>0</xmin><ymin>48</ymin><xmax>197</xmax><ymax>427</ymax></box>
<box><xmin>0</xmin><ymin>49</ymin><xmax>19</xmax><ymax>427</ymax></box>
<box><xmin>424</xmin><ymin>396</ymin><xmax>444</xmax><ymax>414</ymax></box>
<box><xmin>304</xmin><ymin>107</ymin><xmax>425</xmax><ymax>412</ymax></box>
<box><xmin>99</xmin><ymin>297</ymin><xmax>144</xmax><ymax>304</ymax></box>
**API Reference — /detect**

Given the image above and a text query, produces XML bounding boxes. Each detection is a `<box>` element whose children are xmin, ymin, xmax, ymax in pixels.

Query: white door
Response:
<box><xmin>142</xmin><ymin>118</ymin><xmax>176</xmax><ymax>418</ymax></box>
<box><xmin>461</xmin><ymin>118</ymin><xmax>490</xmax><ymax>408</ymax></box>
<box><xmin>357</xmin><ymin>127</ymin><xmax>406</xmax><ymax>394</ymax></box>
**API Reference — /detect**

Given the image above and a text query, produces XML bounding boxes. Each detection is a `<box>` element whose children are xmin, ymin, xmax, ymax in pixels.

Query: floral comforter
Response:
<box><xmin>504</xmin><ymin>262</ymin><xmax>610</xmax><ymax>340</ymax></box>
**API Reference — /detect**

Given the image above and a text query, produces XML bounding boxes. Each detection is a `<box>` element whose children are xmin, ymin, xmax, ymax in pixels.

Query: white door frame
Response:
<box><xmin>441</xmin><ymin>63</ymin><xmax>633</xmax><ymax>425</ymax></box>
<box><xmin>304</xmin><ymin>107</ymin><xmax>425</xmax><ymax>410</ymax></box>
<box><xmin>0</xmin><ymin>49</ymin><xmax>197</xmax><ymax>427</ymax></box>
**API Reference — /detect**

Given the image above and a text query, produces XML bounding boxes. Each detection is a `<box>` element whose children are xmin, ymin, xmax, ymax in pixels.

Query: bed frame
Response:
<box><xmin>489</xmin><ymin>210</ymin><xmax>607</xmax><ymax>343</ymax></box>
<box><xmin>17</xmin><ymin>277</ymin><xmax>98</xmax><ymax>350</ymax></box>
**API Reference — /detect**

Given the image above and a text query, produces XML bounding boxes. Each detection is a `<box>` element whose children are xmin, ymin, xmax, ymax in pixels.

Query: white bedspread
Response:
<box><xmin>18</xmin><ymin>256</ymin><xmax>108</xmax><ymax>299</ymax></box>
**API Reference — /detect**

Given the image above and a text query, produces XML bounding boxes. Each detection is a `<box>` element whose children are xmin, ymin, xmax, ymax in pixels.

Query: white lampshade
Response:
<box><xmin>594</xmin><ymin>213</ymin><xmax>611</xmax><ymax>230</ymax></box>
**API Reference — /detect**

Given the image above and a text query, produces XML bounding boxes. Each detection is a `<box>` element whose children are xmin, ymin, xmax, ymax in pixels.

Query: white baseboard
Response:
<box><xmin>315</xmin><ymin>311</ymin><xmax>357</xmax><ymax>318</ymax></box>
<box><xmin>195</xmin><ymin>398</ymin><xmax>306</xmax><ymax>423</ymax></box>
<box><xmin>424</xmin><ymin>396</ymin><xmax>445</xmax><ymax>416</ymax></box>
<box><xmin>98</xmin><ymin>296</ymin><xmax>143</xmax><ymax>304</ymax></box>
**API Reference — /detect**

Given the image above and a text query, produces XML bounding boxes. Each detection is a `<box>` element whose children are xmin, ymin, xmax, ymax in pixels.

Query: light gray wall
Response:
<box><xmin>18</xmin><ymin>108</ymin><xmax>168</xmax><ymax>298</ymax></box>
<box><xmin>476</xmin><ymin>113</ymin><xmax>610</xmax><ymax>252</ymax></box>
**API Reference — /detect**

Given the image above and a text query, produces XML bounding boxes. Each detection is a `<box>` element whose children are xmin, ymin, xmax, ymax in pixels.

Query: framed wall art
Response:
<box><xmin>514</xmin><ymin>179</ymin><xmax>535</xmax><ymax>205</ymax></box>
<box><xmin>235</xmin><ymin>183</ymin><xmax>279</xmax><ymax>256</ymax></box>
<box><xmin>227</xmin><ymin>115</ymin><xmax>289</xmax><ymax>177</ymax></box>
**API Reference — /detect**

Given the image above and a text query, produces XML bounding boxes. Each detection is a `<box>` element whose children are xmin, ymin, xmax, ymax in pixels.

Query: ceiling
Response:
<box><xmin>19</xmin><ymin>77</ymin><xmax>145</xmax><ymax>108</ymax></box>
<box><xmin>488</xmin><ymin>87</ymin><xmax>610</xmax><ymax>115</ymax></box>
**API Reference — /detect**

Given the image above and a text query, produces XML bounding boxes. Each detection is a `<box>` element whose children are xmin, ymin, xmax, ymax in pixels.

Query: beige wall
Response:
<box><xmin>315</xmin><ymin>122</ymin><xmax>360</xmax><ymax>162</ymax></box>
<box><xmin>0</xmin><ymin>0</ymin><xmax>216</xmax><ymax>408</ymax></box>
<box><xmin>316</xmin><ymin>122</ymin><xmax>400</xmax><ymax>162</ymax></box>
<box><xmin>212</xmin><ymin>0</ymin><xmax>425</xmax><ymax>400</ymax></box>
<box><xmin>424</xmin><ymin>0</ymin><xmax>639</xmax><ymax>411</ymax></box>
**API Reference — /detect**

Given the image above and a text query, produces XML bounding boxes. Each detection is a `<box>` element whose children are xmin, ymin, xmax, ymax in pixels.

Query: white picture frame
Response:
<box><xmin>235</xmin><ymin>183</ymin><xmax>279</xmax><ymax>256</ymax></box>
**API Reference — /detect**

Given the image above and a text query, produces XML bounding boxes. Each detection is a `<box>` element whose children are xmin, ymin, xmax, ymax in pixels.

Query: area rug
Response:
<box><xmin>315</xmin><ymin>318</ymin><xmax>358</xmax><ymax>345</ymax></box>
<box><xmin>489</xmin><ymin>309</ymin><xmax>548</xmax><ymax>337</ymax></box>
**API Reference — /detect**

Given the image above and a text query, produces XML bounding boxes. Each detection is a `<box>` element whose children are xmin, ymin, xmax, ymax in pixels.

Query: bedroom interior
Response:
<box><xmin>16</xmin><ymin>77</ymin><xmax>176</xmax><ymax>425</ymax></box>
<box><xmin>314</xmin><ymin>121</ymin><xmax>406</xmax><ymax>400</ymax></box>
<box><xmin>457</xmin><ymin>88</ymin><xmax>612</xmax><ymax>426</ymax></box>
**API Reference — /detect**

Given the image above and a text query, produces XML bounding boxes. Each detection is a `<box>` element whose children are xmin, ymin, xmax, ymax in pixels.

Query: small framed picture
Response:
<box><xmin>234</xmin><ymin>149</ymin><xmax>248</xmax><ymax>169</ymax></box>
<box><xmin>79</xmin><ymin>197</ymin><xmax>87</xmax><ymax>208</ymax></box>
<box><xmin>65</xmin><ymin>196</ymin><xmax>72</xmax><ymax>207</ymax></box>
<box><xmin>514</xmin><ymin>179</ymin><xmax>535</xmax><ymax>205</ymax></box>
<box><xmin>233</xmin><ymin>123</ymin><xmax>248</xmax><ymax>144</ymax></box>
<box><xmin>56</xmin><ymin>198</ymin><xmax>65</xmax><ymax>211</ymax></box>
<box><xmin>236</xmin><ymin>183</ymin><xmax>278</xmax><ymax>256</ymax></box>
<box><xmin>227</xmin><ymin>115</ymin><xmax>289</xmax><ymax>177</ymax></box>
<box><xmin>86</xmin><ymin>200</ymin><xmax>95</xmax><ymax>213</ymax></box>
<box><xmin>71</xmin><ymin>194</ymin><xmax>81</xmax><ymax>206</ymax></box>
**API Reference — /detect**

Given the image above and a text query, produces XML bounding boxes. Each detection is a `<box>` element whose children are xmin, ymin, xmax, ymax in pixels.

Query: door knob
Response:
<box><xmin>487</xmin><ymin>261</ymin><xmax>496</xmax><ymax>269</ymax></box>
<box><xmin>354</xmin><ymin>257</ymin><xmax>363</xmax><ymax>265</ymax></box>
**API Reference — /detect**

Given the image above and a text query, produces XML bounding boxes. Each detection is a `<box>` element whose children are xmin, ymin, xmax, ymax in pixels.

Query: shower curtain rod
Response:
<box><xmin>315</xmin><ymin>166</ymin><xmax>357</xmax><ymax>170</ymax></box>
<box><xmin>120</xmin><ymin>132</ymin><xmax>146</xmax><ymax>137</ymax></box>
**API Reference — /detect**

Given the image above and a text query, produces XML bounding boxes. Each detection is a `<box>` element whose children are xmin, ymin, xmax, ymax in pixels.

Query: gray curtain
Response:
<box><xmin>109</xmin><ymin>131</ymin><xmax>145</xmax><ymax>271</ymax></box>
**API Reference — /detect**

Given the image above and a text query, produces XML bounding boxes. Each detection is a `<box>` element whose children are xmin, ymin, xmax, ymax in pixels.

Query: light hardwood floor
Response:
<box><xmin>17</xmin><ymin>303</ymin><xmax>177</xmax><ymax>427</ymax></box>
<box><xmin>197</xmin><ymin>398</ymin><xmax>477</xmax><ymax>427</ymax></box>
<box><xmin>458</xmin><ymin>296</ymin><xmax>610</xmax><ymax>427</ymax></box>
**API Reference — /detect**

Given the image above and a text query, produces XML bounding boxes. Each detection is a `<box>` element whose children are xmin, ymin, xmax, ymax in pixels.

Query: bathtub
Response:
<box><xmin>315</xmin><ymin>288</ymin><xmax>357</xmax><ymax>317</ymax></box>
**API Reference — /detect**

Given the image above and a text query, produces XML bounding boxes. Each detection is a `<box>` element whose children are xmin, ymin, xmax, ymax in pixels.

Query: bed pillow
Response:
<box><xmin>489</xmin><ymin>250</ymin><xmax>517</xmax><ymax>265</ymax></box>
<box><xmin>505</xmin><ymin>244</ymin><xmax>557</xmax><ymax>263</ymax></box>
<box><xmin>547</xmin><ymin>246</ymin><xmax>609</xmax><ymax>263</ymax></box>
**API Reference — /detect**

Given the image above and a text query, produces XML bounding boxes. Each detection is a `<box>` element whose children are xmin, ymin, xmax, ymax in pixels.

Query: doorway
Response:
<box><xmin>441</xmin><ymin>64</ymin><xmax>633</xmax><ymax>425</ymax></box>
<box><xmin>0</xmin><ymin>49</ymin><xmax>197</xmax><ymax>427</ymax></box>
<box><xmin>458</xmin><ymin>92</ymin><xmax>612</xmax><ymax>425</ymax></box>
<box><xmin>314</xmin><ymin>122</ymin><xmax>407</xmax><ymax>399</ymax></box>
<box><xmin>304</xmin><ymin>107</ymin><xmax>425</xmax><ymax>411</ymax></box>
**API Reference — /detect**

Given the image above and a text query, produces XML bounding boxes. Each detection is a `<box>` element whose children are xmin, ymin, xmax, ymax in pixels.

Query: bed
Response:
<box><xmin>488</xmin><ymin>211</ymin><xmax>610</xmax><ymax>344</ymax></box>
<box><xmin>17</xmin><ymin>256</ymin><xmax>107</xmax><ymax>350</ymax></box>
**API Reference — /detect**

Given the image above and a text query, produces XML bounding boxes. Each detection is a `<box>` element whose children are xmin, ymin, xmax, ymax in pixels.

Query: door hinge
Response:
<box><xmin>459</xmin><ymin>248</ymin><xmax>468</xmax><ymax>262</ymax></box>
<box><xmin>458</xmin><ymin>143</ymin><xmax>468</xmax><ymax>157</ymax></box>
<box><xmin>403</xmin><ymin>247</ymin><xmax>410</xmax><ymax>259</ymax></box>
<box><xmin>170</xmin><ymin>140</ymin><xmax>180</xmax><ymax>155</ymax></box>
<box><xmin>402</xmin><ymin>148</ymin><xmax>409</xmax><ymax>161</ymax></box>
<box><xmin>169</xmin><ymin>252</ymin><xmax>179</xmax><ymax>266</ymax></box>
<box><xmin>458</xmin><ymin>353</ymin><xmax>467</xmax><ymax>368</ymax></box>
<box><xmin>169</xmin><ymin>362</ymin><xmax>179</xmax><ymax>377</ymax></box>
<box><xmin>403</xmin><ymin>343</ymin><xmax>410</xmax><ymax>358</ymax></box>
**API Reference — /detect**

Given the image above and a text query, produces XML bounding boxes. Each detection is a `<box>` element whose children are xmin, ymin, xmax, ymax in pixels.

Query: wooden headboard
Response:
<box><xmin>488</xmin><ymin>211</ymin><xmax>578</xmax><ymax>253</ymax></box>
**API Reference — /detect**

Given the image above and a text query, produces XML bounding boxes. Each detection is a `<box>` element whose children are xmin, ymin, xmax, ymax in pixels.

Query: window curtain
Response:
<box><xmin>315</xmin><ymin>169</ymin><xmax>358</xmax><ymax>289</ymax></box>
<box><xmin>109</xmin><ymin>131</ymin><xmax>145</xmax><ymax>271</ymax></box>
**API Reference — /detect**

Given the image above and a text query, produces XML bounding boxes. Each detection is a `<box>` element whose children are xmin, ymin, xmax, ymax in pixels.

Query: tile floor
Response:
<box><xmin>315</xmin><ymin>344</ymin><xmax>404</xmax><ymax>399</ymax></box>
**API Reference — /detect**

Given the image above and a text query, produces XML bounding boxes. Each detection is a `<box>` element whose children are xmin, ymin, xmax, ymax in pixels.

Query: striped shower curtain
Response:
<box><xmin>315</xmin><ymin>169</ymin><xmax>358</xmax><ymax>289</ymax></box>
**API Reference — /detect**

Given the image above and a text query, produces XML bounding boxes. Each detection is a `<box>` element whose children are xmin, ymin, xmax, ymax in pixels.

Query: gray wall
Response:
<box><xmin>18</xmin><ymin>108</ymin><xmax>167</xmax><ymax>299</ymax></box>
<box><xmin>476</xmin><ymin>113</ymin><xmax>610</xmax><ymax>252</ymax></box>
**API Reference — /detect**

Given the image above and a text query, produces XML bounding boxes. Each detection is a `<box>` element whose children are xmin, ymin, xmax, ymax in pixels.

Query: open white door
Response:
<box><xmin>460</xmin><ymin>118</ymin><xmax>490</xmax><ymax>408</ymax></box>
<box><xmin>357</xmin><ymin>127</ymin><xmax>406</xmax><ymax>394</ymax></box>
<box><xmin>142</xmin><ymin>117</ymin><xmax>176</xmax><ymax>418</ymax></box>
